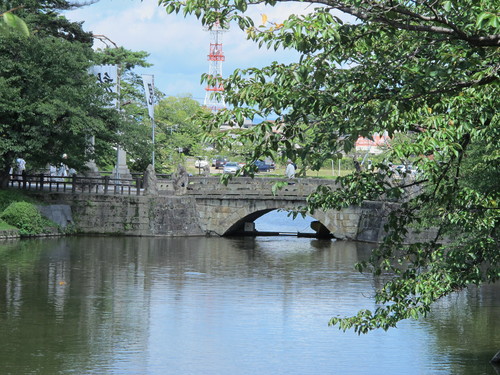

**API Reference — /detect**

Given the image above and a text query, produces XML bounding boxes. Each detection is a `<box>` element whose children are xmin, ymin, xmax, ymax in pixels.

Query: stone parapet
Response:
<box><xmin>186</xmin><ymin>176</ymin><xmax>338</xmax><ymax>199</ymax></box>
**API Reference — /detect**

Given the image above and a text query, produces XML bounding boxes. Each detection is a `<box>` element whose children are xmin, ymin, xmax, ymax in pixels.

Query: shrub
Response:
<box><xmin>0</xmin><ymin>190</ymin><xmax>36</xmax><ymax>212</ymax></box>
<box><xmin>1</xmin><ymin>201</ymin><xmax>47</xmax><ymax>235</ymax></box>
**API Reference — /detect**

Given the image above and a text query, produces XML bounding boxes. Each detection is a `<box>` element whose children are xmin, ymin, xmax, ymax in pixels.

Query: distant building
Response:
<box><xmin>220</xmin><ymin>118</ymin><xmax>255</xmax><ymax>131</ymax></box>
<box><xmin>355</xmin><ymin>132</ymin><xmax>391</xmax><ymax>154</ymax></box>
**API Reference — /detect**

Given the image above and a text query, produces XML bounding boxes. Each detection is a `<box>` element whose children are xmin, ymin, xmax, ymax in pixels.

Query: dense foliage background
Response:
<box><xmin>159</xmin><ymin>0</ymin><xmax>499</xmax><ymax>332</ymax></box>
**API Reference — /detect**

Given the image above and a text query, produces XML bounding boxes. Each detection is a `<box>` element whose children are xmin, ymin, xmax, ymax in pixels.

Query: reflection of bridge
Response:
<box><xmin>10</xmin><ymin>174</ymin><xmax>392</xmax><ymax>242</ymax></box>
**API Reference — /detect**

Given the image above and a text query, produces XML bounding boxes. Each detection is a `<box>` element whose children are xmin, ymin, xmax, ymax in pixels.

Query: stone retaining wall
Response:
<box><xmin>0</xmin><ymin>230</ymin><xmax>20</xmax><ymax>240</ymax></box>
<box><xmin>32</xmin><ymin>193</ymin><xmax>205</xmax><ymax>237</ymax></box>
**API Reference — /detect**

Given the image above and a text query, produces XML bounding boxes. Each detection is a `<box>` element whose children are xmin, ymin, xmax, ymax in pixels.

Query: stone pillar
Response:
<box><xmin>85</xmin><ymin>135</ymin><xmax>100</xmax><ymax>176</ymax></box>
<box><xmin>85</xmin><ymin>160</ymin><xmax>99</xmax><ymax>175</ymax></box>
<box><xmin>143</xmin><ymin>164</ymin><xmax>158</xmax><ymax>196</ymax></box>
<box><xmin>172</xmin><ymin>164</ymin><xmax>189</xmax><ymax>195</ymax></box>
<box><xmin>202</xmin><ymin>164</ymin><xmax>210</xmax><ymax>177</ymax></box>
<box><xmin>113</xmin><ymin>146</ymin><xmax>132</xmax><ymax>180</ymax></box>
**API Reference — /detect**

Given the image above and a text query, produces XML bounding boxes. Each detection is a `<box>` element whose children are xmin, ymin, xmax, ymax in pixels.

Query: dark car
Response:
<box><xmin>253</xmin><ymin>160</ymin><xmax>272</xmax><ymax>172</ymax></box>
<box><xmin>214</xmin><ymin>156</ymin><xmax>228</xmax><ymax>169</ymax></box>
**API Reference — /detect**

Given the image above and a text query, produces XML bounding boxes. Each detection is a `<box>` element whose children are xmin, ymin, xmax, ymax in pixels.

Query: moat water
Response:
<box><xmin>0</xmin><ymin>213</ymin><xmax>499</xmax><ymax>374</ymax></box>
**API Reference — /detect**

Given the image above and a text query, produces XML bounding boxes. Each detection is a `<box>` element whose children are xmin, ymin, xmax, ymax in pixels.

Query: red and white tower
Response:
<box><xmin>204</xmin><ymin>21</ymin><xmax>227</xmax><ymax>112</ymax></box>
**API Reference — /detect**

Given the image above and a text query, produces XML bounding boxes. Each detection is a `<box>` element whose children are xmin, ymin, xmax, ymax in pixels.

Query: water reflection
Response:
<box><xmin>0</xmin><ymin>237</ymin><xmax>498</xmax><ymax>375</ymax></box>
<box><xmin>423</xmin><ymin>284</ymin><xmax>500</xmax><ymax>375</ymax></box>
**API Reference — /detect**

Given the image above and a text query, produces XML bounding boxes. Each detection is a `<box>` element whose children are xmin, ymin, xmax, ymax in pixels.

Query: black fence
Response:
<box><xmin>9</xmin><ymin>172</ymin><xmax>145</xmax><ymax>196</ymax></box>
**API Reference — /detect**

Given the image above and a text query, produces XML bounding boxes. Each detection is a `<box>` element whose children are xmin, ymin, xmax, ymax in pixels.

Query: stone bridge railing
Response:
<box><xmin>184</xmin><ymin>176</ymin><xmax>338</xmax><ymax>199</ymax></box>
<box><xmin>8</xmin><ymin>172</ymin><xmax>338</xmax><ymax>201</ymax></box>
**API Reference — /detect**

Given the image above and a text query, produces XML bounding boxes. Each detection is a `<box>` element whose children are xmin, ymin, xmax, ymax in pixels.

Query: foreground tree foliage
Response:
<box><xmin>0</xmin><ymin>6</ymin><xmax>29</xmax><ymax>36</ymax></box>
<box><xmin>159</xmin><ymin>0</ymin><xmax>500</xmax><ymax>333</ymax></box>
<box><xmin>0</xmin><ymin>0</ymin><xmax>122</xmax><ymax>184</ymax></box>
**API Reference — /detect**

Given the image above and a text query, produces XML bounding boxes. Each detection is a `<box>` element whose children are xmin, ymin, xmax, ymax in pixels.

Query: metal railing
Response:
<box><xmin>9</xmin><ymin>173</ymin><xmax>145</xmax><ymax>196</ymax></box>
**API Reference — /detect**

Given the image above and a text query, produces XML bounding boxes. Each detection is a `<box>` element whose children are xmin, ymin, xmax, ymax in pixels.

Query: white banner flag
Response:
<box><xmin>142</xmin><ymin>74</ymin><xmax>155</xmax><ymax>120</ymax></box>
<box><xmin>89</xmin><ymin>65</ymin><xmax>119</xmax><ymax>107</ymax></box>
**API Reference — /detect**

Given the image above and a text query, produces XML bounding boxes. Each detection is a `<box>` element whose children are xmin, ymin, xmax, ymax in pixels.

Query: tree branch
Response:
<box><xmin>318</xmin><ymin>0</ymin><xmax>500</xmax><ymax>46</ymax></box>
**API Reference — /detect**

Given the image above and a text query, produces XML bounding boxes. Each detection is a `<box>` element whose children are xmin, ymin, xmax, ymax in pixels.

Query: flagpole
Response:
<box><xmin>150</xmin><ymin>75</ymin><xmax>155</xmax><ymax>169</ymax></box>
<box><xmin>152</xmin><ymin>116</ymin><xmax>155</xmax><ymax>169</ymax></box>
<box><xmin>142</xmin><ymin>74</ymin><xmax>155</xmax><ymax>169</ymax></box>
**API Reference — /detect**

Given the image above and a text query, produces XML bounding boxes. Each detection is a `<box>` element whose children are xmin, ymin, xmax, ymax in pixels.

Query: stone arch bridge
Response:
<box><xmin>170</xmin><ymin>177</ymin><xmax>387</xmax><ymax>242</ymax></box>
<box><xmin>19</xmin><ymin>175</ymin><xmax>393</xmax><ymax>242</ymax></box>
<box><xmin>184</xmin><ymin>176</ymin><xmax>374</xmax><ymax>240</ymax></box>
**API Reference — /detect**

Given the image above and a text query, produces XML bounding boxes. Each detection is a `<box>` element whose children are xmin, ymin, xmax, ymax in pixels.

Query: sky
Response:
<box><xmin>64</xmin><ymin>0</ymin><xmax>320</xmax><ymax>104</ymax></box>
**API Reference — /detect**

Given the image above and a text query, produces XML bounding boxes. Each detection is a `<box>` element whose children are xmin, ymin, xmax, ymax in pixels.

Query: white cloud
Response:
<box><xmin>66</xmin><ymin>0</ymin><xmax>211</xmax><ymax>98</ymax></box>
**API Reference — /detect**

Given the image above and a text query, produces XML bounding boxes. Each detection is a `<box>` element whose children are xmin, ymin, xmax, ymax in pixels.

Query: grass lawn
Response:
<box><xmin>186</xmin><ymin>166</ymin><xmax>352</xmax><ymax>179</ymax></box>
<box><xmin>0</xmin><ymin>220</ymin><xmax>17</xmax><ymax>231</ymax></box>
<box><xmin>184</xmin><ymin>157</ymin><xmax>353</xmax><ymax>178</ymax></box>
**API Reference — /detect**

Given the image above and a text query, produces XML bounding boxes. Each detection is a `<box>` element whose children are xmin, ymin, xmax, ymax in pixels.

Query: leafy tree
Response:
<box><xmin>159</xmin><ymin>0</ymin><xmax>500</xmax><ymax>334</ymax></box>
<box><xmin>0</xmin><ymin>1</ymin><xmax>122</xmax><ymax>186</ymax></box>
<box><xmin>2</xmin><ymin>0</ymin><xmax>96</xmax><ymax>42</ymax></box>
<box><xmin>154</xmin><ymin>95</ymin><xmax>208</xmax><ymax>171</ymax></box>
<box><xmin>93</xmin><ymin>46</ymin><xmax>157</xmax><ymax>171</ymax></box>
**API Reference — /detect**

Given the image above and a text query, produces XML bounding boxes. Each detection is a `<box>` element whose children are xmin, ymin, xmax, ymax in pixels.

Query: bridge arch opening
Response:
<box><xmin>223</xmin><ymin>209</ymin><xmax>334</xmax><ymax>239</ymax></box>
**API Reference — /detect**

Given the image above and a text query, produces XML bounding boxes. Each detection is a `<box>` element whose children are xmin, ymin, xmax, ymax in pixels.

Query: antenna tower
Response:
<box><xmin>204</xmin><ymin>21</ymin><xmax>227</xmax><ymax>112</ymax></box>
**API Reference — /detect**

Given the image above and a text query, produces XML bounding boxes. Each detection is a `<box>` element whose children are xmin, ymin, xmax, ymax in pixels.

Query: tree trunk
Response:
<box><xmin>0</xmin><ymin>170</ymin><xmax>10</xmax><ymax>188</ymax></box>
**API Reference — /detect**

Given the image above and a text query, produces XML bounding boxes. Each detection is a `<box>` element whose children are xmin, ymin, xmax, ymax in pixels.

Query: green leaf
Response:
<box><xmin>2</xmin><ymin>12</ymin><xmax>29</xmax><ymax>36</ymax></box>
<box><xmin>234</xmin><ymin>0</ymin><xmax>248</xmax><ymax>12</ymax></box>
<box><xmin>476</xmin><ymin>12</ymin><xmax>492</xmax><ymax>28</ymax></box>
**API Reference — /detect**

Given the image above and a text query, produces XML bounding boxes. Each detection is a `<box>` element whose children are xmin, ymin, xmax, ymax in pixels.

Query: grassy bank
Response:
<box><xmin>0</xmin><ymin>220</ymin><xmax>16</xmax><ymax>231</ymax></box>
<box><xmin>185</xmin><ymin>158</ymin><xmax>355</xmax><ymax>178</ymax></box>
<box><xmin>0</xmin><ymin>190</ymin><xmax>57</xmax><ymax>236</ymax></box>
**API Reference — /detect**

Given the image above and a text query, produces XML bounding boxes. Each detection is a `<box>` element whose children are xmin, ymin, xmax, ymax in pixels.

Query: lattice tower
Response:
<box><xmin>204</xmin><ymin>21</ymin><xmax>227</xmax><ymax>112</ymax></box>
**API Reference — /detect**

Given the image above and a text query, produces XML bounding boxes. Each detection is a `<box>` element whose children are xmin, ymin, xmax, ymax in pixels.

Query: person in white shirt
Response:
<box><xmin>15</xmin><ymin>157</ymin><xmax>26</xmax><ymax>178</ymax></box>
<box><xmin>285</xmin><ymin>159</ymin><xmax>296</xmax><ymax>179</ymax></box>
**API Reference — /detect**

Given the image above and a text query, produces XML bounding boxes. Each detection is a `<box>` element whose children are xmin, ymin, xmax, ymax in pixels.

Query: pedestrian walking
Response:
<box><xmin>57</xmin><ymin>154</ymin><xmax>69</xmax><ymax>180</ymax></box>
<box><xmin>285</xmin><ymin>159</ymin><xmax>296</xmax><ymax>179</ymax></box>
<box><xmin>49</xmin><ymin>164</ymin><xmax>57</xmax><ymax>181</ymax></box>
<box><xmin>15</xmin><ymin>157</ymin><xmax>26</xmax><ymax>180</ymax></box>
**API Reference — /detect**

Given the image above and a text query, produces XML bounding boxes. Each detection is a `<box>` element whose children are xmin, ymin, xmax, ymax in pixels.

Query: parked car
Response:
<box><xmin>223</xmin><ymin>162</ymin><xmax>240</xmax><ymax>174</ymax></box>
<box><xmin>214</xmin><ymin>156</ymin><xmax>228</xmax><ymax>169</ymax></box>
<box><xmin>212</xmin><ymin>155</ymin><xmax>227</xmax><ymax>167</ymax></box>
<box><xmin>253</xmin><ymin>160</ymin><xmax>272</xmax><ymax>172</ymax></box>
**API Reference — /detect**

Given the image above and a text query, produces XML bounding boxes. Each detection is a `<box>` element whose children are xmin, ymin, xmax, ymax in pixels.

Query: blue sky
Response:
<box><xmin>64</xmin><ymin>0</ymin><xmax>316</xmax><ymax>104</ymax></box>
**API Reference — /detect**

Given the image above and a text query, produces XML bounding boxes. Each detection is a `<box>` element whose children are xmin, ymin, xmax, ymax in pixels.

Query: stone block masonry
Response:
<box><xmin>32</xmin><ymin>193</ymin><xmax>205</xmax><ymax>237</ymax></box>
<box><xmin>28</xmin><ymin>184</ymin><xmax>435</xmax><ymax>243</ymax></box>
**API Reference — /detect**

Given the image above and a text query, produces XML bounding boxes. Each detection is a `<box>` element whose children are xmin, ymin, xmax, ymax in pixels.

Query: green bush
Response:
<box><xmin>0</xmin><ymin>190</ymin><xmax>36</xmax><ymax>212</ymax></box>
<box><xmin>0</xmin><ymin>201</ymin><xmax>48</xmax><ymax>235</ymax></box>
